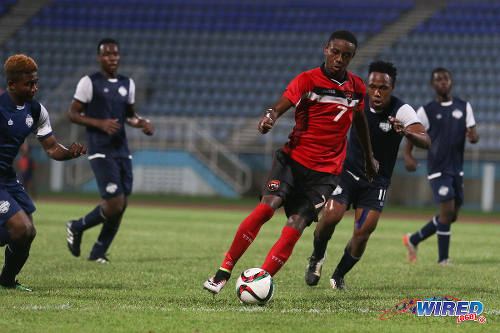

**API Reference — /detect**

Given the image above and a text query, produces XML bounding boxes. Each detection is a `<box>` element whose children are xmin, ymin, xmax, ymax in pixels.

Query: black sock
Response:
<box><xmin>410</xmin><ymin>215</ymin><xmax>438</xmax><ymax>245</ymax></box>
<box><xmin>0</xmin><ymin>243</ymin><xmax>30</xmax><ymax>286</ymax></box>
<box><xmin>437</xmin><ymin>222</ymin><xmax>451</xmax><ymax>262</ymax></box>
<box><xmin>214</xmin><ymin>269</ymin><xmax>231</xmax><ymax>283</ymax></box>
<box><xmin>89</xmin><ymin>222</ymin><xmax>119</xmax><ymax>257</ymax></box>
<box><xmin>0</xmin><ymin>226</ymin><xmax>10</xmax><ymax>247</ymax></box>
<box><xmin>311</xmin><ymin>235</ymin><xmax>331</xmax><ymax>260</ymax></box>
<box><xmin>332</xmin><ymin>246</ymin><xmax>360</xmax><ymax>278</ymax></box>
<box><xmin>72</xmin><ymin>205</ymin><xmax>107</xmax><ymax>232</ymax></box>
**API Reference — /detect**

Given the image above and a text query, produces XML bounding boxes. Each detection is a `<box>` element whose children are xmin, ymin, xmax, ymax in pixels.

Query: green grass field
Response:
<box><xmin>0</xmin><ymin>200</ymin><xmax>498</xmax><ymax>332</ymax></box>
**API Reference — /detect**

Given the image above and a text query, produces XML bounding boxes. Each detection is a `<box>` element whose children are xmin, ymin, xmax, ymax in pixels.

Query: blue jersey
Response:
<box><xmin>343</xmin><ymin>95</ymin><xmax>420</xmax><ymax>186</ymax></box>
<box><xmin>73</xmin><ymin>72</ymin><xmax>135</xmax><ymax>158</ymax></box>
<box><xmin>0</xmin><ymin>92</ymin><xmax>52</xmax><ymax>179</ymax></box>
<box><xmin>416</xmin><ymin>97</ymin><xmax>476</xmax><ymax>177</ymax></box>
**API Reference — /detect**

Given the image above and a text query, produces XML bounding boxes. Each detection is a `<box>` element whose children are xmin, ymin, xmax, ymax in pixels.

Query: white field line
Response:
<box><xmin>2</xmin><ymin>304</ymin><xmax>499</xmax><ymax>316</ymax></box>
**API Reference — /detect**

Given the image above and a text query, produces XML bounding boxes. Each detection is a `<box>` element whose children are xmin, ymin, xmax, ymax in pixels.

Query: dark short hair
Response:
<box><xmin>430</xmin><ymin>67</ymin><xmax>451</xmax><ymax>82</ymax></box>
<box><xmin>369</xmin><ymin>61</ymin><xmax>397</xmax><ymax>86</ymax></box>
<box><xmin>97</xmin><ymin>38</ymin><xmax>119</xmax><ymax>54</ymax></box>
<box><xmin>328</xmin><ymin>30</ymin><xmax>358</xmax><ymax>48</ymax></box>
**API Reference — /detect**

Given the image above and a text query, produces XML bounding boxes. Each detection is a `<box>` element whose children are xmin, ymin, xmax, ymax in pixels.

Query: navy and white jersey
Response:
<box><xmin>0</xmin><ymin>92</ymin><xmax>52</xmax><ymax>179</ymax></box>
<box><xmin>74</xmin><ymin>72</ymin><xmax>135</xmax><ymax>159</ymax></box>
<box><xmin>416</xmin><ymin>97</ymin><xmax>476</xmax><ymax>177</ymax></box>
<box><xmin>343</xmin><ymin>95</ymin><xmax>420</xmax><ymax>186</ymax></box>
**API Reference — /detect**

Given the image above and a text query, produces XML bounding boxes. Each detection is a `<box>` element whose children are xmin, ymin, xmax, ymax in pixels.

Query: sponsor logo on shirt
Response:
<box><xmin>0</xmin><ymin>201</ymin><xmax>10</xmax><ymax>214</ymax></box>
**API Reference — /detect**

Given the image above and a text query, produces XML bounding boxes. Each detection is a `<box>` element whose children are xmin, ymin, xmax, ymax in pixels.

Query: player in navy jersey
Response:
<box><xmin>65</xmin><ymin>38</ymin><xmax>154</xmax><ymax>263</ymax></box>
<box><xmin>403</xmin><ymin>68</ymin><xmax>479</xmax><ymax>265</ymax></box>
<box><xmin>204</xmin><ymin>30</ymin><xmax>379</xmax><ymax>295</ymax></box>
<box><xmin>0</xmin><ymin>54</ymin><xmax>86</xmax><ymax>291</ymax></box>
<box><xmin>305</xmin><ymin>61</ymin><xmax>430</xmax><ymax>289</ymax></box>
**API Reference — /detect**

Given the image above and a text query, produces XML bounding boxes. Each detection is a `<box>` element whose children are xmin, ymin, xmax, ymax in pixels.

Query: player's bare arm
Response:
<box><xmin>39</xmin><ymin>135</ymin><xmax>87</xmax><ymax>160</ymax></box>
<box><xmin>68</xmin><ymin>100</ymin><xmax>120</xmax><ymax>135</ymax></box>
<box><xmin>466</xmin><ymin>126</ymin><xmax>479</xmax><ymax>143</ymax></box>
<box><xmin>258</xmin><ymin>96</ymin><xmax>294</xmax><ymax>134</ymax></box>
<box><xmin>125</xmin><ymin>104</ymin><xmax>154</xmax><ymax>136</ymax></box>
<box><xmin>404</xmin><ymin>140</ymin><xmax>418</xmax><ymax>172</ymax></box>
<box><xmin>352</xmin><ymin>106</ymin><xmax>379</xmax><ymax>181</ymax></box>
<box><xmin>388</xmin><ymin>117</ymin><xmax>430</xmax><ymax>149</ymax></box>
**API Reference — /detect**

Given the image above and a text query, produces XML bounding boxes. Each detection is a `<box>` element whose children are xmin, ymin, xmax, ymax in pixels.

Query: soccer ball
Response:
<box><xmin>235</xmin><ymin>268</ymin><xmax>274</xmax><ymax>305</ymax></box>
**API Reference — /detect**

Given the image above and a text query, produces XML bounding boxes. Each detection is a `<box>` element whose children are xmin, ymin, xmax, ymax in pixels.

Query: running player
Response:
<box><xmin>0</xmin><ymin>54</ymin><xmax>86</xmax><ymax>291</ymax></box>
<box><xmin>304</xmin><ymin>61</ymin><xmax>430</xmax><ymax>289</ymax></box>
<box><xmin>65</xmin><ymin>38</ymin><xmax>154</xmax><ymax>263</ymax></box>
<box><xmin>403</xmin><ymin>67</ymin><xmax>479</xmax><ymax>265</ymax></box>
<box><xmin>204</xmin><ymin>30</ymin><xmax>379</xmax><ymax>294</ymax></box>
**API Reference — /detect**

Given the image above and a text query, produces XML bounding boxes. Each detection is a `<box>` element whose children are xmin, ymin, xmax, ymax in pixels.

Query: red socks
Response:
<box><xmin>261</xmin><ymin>226</ymin><xmax>301</xmax><ymax>276</ymax></box>
<box><xmin>220</xmin><ymin>203</ymin><xmax>274</xmax><ymax>271</ymax></box>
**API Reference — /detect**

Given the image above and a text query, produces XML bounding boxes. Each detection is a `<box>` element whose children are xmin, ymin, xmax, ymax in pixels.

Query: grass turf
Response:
<box><xmin>0</xmin><ymin>201</ymin><xmax>498</xmax><ymax>332</ymax></box>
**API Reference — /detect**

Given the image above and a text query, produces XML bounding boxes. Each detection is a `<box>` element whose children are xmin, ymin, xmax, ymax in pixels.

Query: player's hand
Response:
<box><xmin>68</xmin><ymin>142</ymin><xmax>87</xmax><ymax>158</ymax></box>
<box><xmin>100</xmin><ymin>118</ymin><xmax>121</xmax><ymax>135</ymax></box>
<box><xmin>142</xmin><ymin>120</ymin><xmax>154</xmax><ymax>136</ymax></box>
<box><xmin>404</xmin><ymin>155</ymin><xmax>418</xmax><ymax>172</ymax></box>
<box><xmin>388</xmin><ymin>116</ymin><xmax>406</xmax><ymax>136</ymax></box>
<box><xmin>365</xmin><ymin>155</ymin><xmax>379</xmax><ymax>182</ymax></box>
<box><xmin>258</xmin><ymin>112</ymin><xmax>275</xmax><ymax>134</ymax></box>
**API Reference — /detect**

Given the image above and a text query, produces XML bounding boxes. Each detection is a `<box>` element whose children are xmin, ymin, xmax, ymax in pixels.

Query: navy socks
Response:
<box><xmin>90</xmin><ymin>222</ymin><xmax>120</xmax><ymax>257</ymax></box>
<box><xmin>410</xmin><ymin>215</ymin><xmax>439</xmax><ymax>246</ymax></box>
<box><xmin>436</xmin><ymin>222</ymin><xmax>451</xmax><ymax>262</ymax></box>
<box><xmin>0</xmin><ymin>243</ymin><xmax>30</xmax><ymax>286</ymax></box>
<box><xmin>333</xmin><ymin>246</ymin><xmax>360</xmax><ymax>278</ymax></box>
<box><xmin>72</xmin><ymin>205</ymin><xmax>107</xmax><ymax>232</ymax></box>
<box><xmin>0</xmin><ymin>226</ymin><xmax>10</xmax><ymax>247</ymax></box>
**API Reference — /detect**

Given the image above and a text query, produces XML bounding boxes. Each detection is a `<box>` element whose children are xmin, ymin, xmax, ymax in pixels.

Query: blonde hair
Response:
<box><xmin>4</xmin><ymin>54</ymin><xmax>38</xmax><ymax>82</ymax></box>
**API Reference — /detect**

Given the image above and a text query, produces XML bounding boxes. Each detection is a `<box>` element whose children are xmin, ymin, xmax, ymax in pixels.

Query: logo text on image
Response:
<box><xmin>417</xmin><ymin>299</ymin><xmax>486</xmax><ymax>324</ymax></box>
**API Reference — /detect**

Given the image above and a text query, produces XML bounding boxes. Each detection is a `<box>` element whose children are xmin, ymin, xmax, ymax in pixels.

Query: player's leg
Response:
<box><xmin>305</xmin><ymin>199</ymin><xmax>347</xmax><ymax>286</ymax></box>
<box><xmin>66</xmin><ymin>157</ymin><xmax>113</xmax><ymax>257</ymax></box>
<box><xmin>261</xmin><ymin>166</ymin><xmax>337</xmax><ymax>277</ymax></box>
<box><xmin>204</xmin><ymin>149</ymin><xmax>289</xmax><ymax>294</ymax></box>
<box><xmin>330</xmin><ymin>209</ymin><xmax>380</xmax><ymax>290</ymax></box>
<box><xmin>0</xmin><ymin>211</ymin><xmax>35</xmax><ymax>291</ymax></box>
<box><xmin>435</xmin><ymin>198</ymin><xmax>456</xmax><ymax>264</ymax></box>
<box><xmin>89</xmin><ymin>158</ymin><xmax>133</xmax><ymax>263</ymax></box>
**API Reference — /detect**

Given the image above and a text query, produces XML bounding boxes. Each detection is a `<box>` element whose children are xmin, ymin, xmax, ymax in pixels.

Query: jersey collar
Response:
<box><xmin>320</xmin><ymin>63</ymin><xmax>349</xmax><ymax>86</ymax></box>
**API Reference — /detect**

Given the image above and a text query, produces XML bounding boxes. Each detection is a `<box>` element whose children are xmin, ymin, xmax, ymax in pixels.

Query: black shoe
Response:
<box><xmin>305</xmin><ymin>254</ymin><xmax>326</xmax><ymax>286</ymax></box>
<box><xmin>66</xmin><ymin>220</ymin><xmax>82</xmax><ymax>257</ymax></box>
<box><xmin>330</xmin><ymin>274</ymin><xmax>345</xmax><ymax>290</ymax></box>
<box><xmin>0</xmin><ymin>280</ymin><xmax>32</xmax><ymax>292</ymax></box>
<box><xmin>87</xmin><ymin>254</ymin><xmax>110</xmax><ymax>264</ymax></box>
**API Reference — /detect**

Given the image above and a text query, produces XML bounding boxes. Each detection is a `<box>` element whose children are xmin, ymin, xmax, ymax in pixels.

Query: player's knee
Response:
<box><xmin>103</xmin><ymin>197</ymin><xmax>126</xmax><ymax>217</ymax></box>
<box><xmin>9</xmin><ymin>221</ymin><xmax>36</xmax><ymax>244</ymax></box>
<box><xmin>353</xmin><ymin>230</ymin><xmax>371</xmax><ymax>243</ymax></box>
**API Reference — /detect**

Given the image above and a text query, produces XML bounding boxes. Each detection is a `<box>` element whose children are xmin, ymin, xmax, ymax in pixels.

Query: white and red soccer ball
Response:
<box><xmin>235</xmin><ymin>268</ymin><xmax>274</xmax><ymax>305</ymax></box>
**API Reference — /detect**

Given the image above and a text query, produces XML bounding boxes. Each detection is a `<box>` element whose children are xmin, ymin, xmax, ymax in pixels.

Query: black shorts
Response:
<box><xmin>331</xmin><ymin>168</ymin><xmax>388</xmax><ymax>212</ymax></box>
<box><xmin>261</xmin><ymin>149</ymin><xmax>339</xmax><ymax>224</ymax></box>
<box><xmin>89</xmin><ymin>157</ymin><xmax>133</xmax><ymax>199</ymax></box>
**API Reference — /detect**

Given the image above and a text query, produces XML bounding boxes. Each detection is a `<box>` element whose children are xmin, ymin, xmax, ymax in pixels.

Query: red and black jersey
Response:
<box><xmin>282</xmin><ymin>64</ymin><xmax>366</xmax><ymax>175</ymax></box>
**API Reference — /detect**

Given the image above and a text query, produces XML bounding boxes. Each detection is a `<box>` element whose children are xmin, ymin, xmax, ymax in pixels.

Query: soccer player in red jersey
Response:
<box><xmin>203</xmin><ymin>30</ymin><xmax>378</xmax><ymax>294</ymax></box>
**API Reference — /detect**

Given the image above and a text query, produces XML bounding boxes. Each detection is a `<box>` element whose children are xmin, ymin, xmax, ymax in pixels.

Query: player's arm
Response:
<box><xmin>352</xmin><ymin>105</ymin><xmax>379</xmax><ymax>182</ymax></box>
<box><xmin>125</xmin><ymin>104</ymin><xmax>154</xmax><ymax>136</ymax></box>
<box><xmin>39</xmin><ymin>135</ymin><xmax>86</xmax><ymax>161</ymax></box>
<box><xmin>68</xmin><ymin>100</ymin><xmax>120</xmax><ymax>135</ymax></box>
<box><xmin>466</xmin><ymin>126</ymin><xmax>479</xmax><ymax>143</ymax></box>
<box><xmin>258</xmin><ymin>96</ymin><xmax>294</xmax><ymax>134</ymax></box>
<box><xmin>388</xmin><ymin>117</ymin><xmax>430</xmax><ymax>149</ymax></box>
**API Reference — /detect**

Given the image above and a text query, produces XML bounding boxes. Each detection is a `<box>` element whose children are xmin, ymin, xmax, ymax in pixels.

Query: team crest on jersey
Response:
<box><xmin>118</xmin><ymin>86</ymin><xmax>128</xmax><ymax>97</ymax></box>
<box><xmin>344</xmin><ymin>91</ymin><xmax>353</xmax><ymax>103</ymax></box>
<box><xmin>267</xmin><ymin>180</ymin><xmax>280</xmax><ymax>191</ymax></box>
<box><xmin>452</xmin><ymin>109</ymin><xmax>463</xmax><ymax>119</ymax></box>
<box><xmin>0</xmin><ymin>201</ymin><xmax>10</xmax><ymax>214</ymax></box>
<box><xmin>379</xmin><ymin>121</ymin><xmax>392</xmax><ymax>132</ymax></box>
<box><xmin>25</xmin><ymin>114</ymin><xmax>33</xmax><ymax>128</ymax></box>
<box><xmin>438</xmin><ymin>186</ymin><xmax>449</xmax><ymax>196</ymax></box>
<box><xmin>436</xmin><ymin>114</ymin><xmax>442</xmax><ymax>120</ymax></box>
<box><xmin>106</xmin><ymin>182</ymin><xmax>118</xmax><ymax>194</ymax></box>
<box><xmin>7</xmin><ymin>118</ymin><xmax>13</xmax><ymax>126</ymax></box>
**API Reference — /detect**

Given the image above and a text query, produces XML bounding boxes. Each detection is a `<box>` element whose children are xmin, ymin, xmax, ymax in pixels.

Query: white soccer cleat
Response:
<box><xmin>203</xmin><ymin>276</ymin><xmax>227</xmax><ymax>294</ymax></box>
<box><xmin>438</xmin><ymin>258</ymin><xmax>452</xmax><ymax>266</ymax></box>
<box><xmin>403</xmin><ymin>233</ymin><xmax>418</xmax><ymax>263</ymax></box>
<box><xmin>305</xmin><ymin>253</ymin><xmax>326</xmax><ymax>286</ymax></box>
